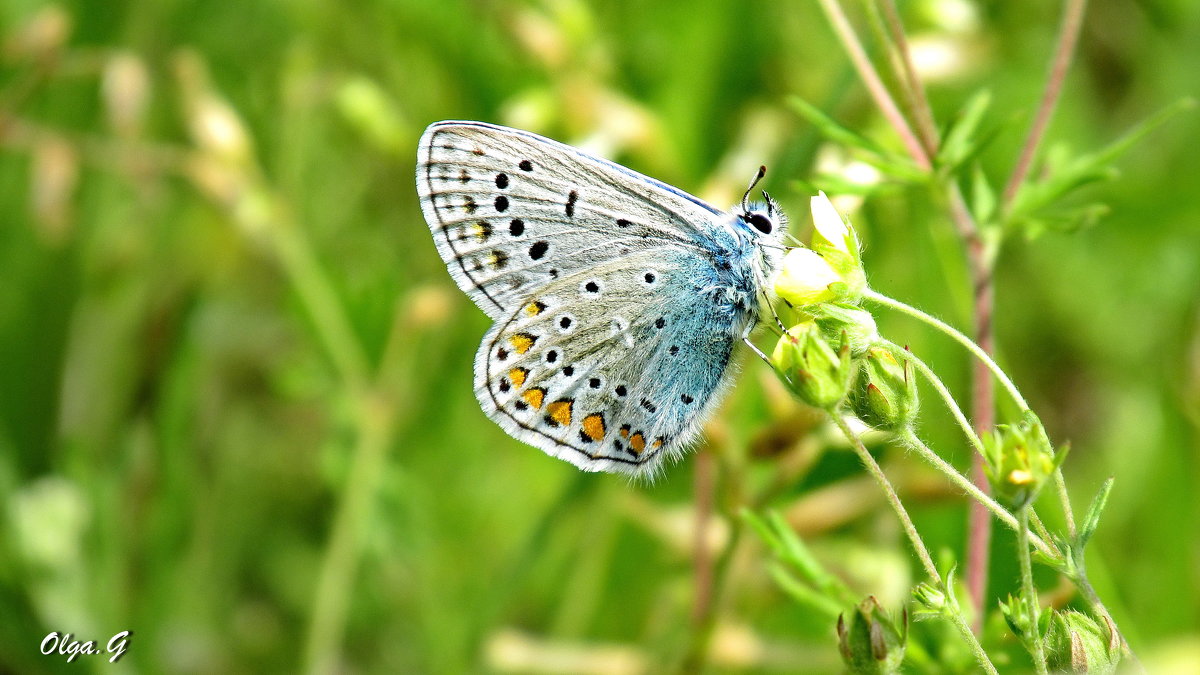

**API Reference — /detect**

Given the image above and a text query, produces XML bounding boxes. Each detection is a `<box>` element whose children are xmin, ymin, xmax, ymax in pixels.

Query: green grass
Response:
<box><xmin>1</xmin><ymin>1</ymin><xmax>1198</xmax><ymax>672</ymax></box>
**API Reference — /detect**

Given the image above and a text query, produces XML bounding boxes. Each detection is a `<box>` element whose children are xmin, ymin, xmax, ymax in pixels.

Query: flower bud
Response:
<box><xmin>981</xmin><ymin>412</ymin><xmax>1065</xmax><ymax>510</ymax></box>
<box><xmin>837</xmin><ymin>596</ymin><xmax>907</xmax><ymax>674</ymax></box>
<box><xmin>911</xmin><ymin>582</ymin><xmax>947</xmax><ymax>620</ymax></box>
<box><xmin>1044</xmin><ymin>610</ymin><xmax>1122</xmax><ymax>674</ymax></box>
<box><xmin>770</xmin><ymin>322</ymin><xmax>852</xmax><ymax>410</ymax></box>
<box><xmin>849</xmin><ymin>344</ymin><xmax>918</xmax><ymax>431</ymax></box>
<box><xmin>806</xmin><ymin>302</ymin><xmax>879</xmax><ymax>357</ymax></box>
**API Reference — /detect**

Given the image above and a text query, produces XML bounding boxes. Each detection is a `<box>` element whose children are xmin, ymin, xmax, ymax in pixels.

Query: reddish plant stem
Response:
<box><xmin>966</xmin><ymin>251</ymin><xmax>995</xmax><ymax>626</ymax></box>
<box><xmin>1003</xmin><ymin>0</ymin><xmax>1090</xmax><ymax>208</ymax></box>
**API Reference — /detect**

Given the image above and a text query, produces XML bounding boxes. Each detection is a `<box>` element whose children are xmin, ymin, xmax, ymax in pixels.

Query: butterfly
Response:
<box><xmin>416</xmin><ymin>121</ymin><xmax>787</xmax><ymax>478</ymax></box>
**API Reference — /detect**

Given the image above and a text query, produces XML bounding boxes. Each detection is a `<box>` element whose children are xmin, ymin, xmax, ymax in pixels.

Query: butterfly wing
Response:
<box><xmin>416</xmin><ymin>121</ymin><xmax>742</xmax><ymax>476</ymax></box>
<box><xmin>416</xmin><ymin>121</ymin><xmax>723</xmax><ymax>319</ymax></box>
<box><xmin>475</xmin><ymin>247</ymin><xmax>738</xmax><ymax>476</ymax></box>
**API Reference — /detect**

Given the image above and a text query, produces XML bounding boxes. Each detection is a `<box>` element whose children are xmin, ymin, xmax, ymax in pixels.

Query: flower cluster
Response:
<box><xmin>769</xmin><ymin>194</ymin><xmax>916</xmax><ymax>431</ymax></box>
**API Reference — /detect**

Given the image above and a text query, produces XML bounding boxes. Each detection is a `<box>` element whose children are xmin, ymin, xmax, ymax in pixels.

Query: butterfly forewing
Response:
<box><xmin>416</xmin><ymin>121</ymin><xmax>722</xmax><ymax>319</ymax></box>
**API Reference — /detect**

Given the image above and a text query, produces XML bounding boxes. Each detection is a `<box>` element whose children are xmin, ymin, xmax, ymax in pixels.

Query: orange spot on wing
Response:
<box><xmin>508</xmin><ymin>368</ymin><xmax>528</xmax><ymax>388</ymax></box>
<box><xmin>629</xmin><ymin>433</ymin><xmax>646</xmax><ymax>454</ymax></box>
<box><xmin>522</xmin><ymin>388</ymin><xmax>545</xmax><ymax>409</ymax></box>
<box><xmin>652</xmin><ymin>438</ymin><xmax>664</xmax><ymax>449</ymax></box>
<box><xmin>524</xmin><ymin>301</ymin><xmax>546</xmax><ymax>317</ymax></box>
<box><xmin>547</xmin><ymin>399</ymin><xmax>573</xmax><ymax>427</ymax></box>
<box><xmin>582</xmin><ymin>414</ymin><xmax>606</xmax><ymax>441</ymax></box>
<box><xmin>619</xmin><ymin>425</ymin><xmax>630</xmax><ymax>439</ymax></box>
<box><xmin>509</xmin><ymin>333</ymin><xmax>537</xmax><ymax>354</ymax></box>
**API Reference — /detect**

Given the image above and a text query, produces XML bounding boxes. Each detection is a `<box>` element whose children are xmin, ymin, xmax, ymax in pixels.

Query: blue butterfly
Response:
<box><xmin>416</xmin><ymin>121</ymin><xmax>786</xmax><ymax>477</ymax></box>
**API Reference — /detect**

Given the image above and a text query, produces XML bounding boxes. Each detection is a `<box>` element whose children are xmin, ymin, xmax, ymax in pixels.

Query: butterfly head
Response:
<box><xmin>733</xmin><ymin>166</ymin><xmax>788</xmax><ymax>273</ymax></box>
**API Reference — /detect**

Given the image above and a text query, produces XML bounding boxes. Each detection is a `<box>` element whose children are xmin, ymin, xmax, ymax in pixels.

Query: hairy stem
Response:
<box><xmin>1018</xmin><ymin>508</ymin><xmax>1050</xmax><ymax>674</ymax></box>
<box><xmin>831</xmin><ymin>415</ymin><xmax>998</xmax><ymax>674</ymax></box>
<box><xmin>864</xmin><ymin>289</ymin><xmax>1028</xmax><ymax>410</ymax></box>
<box><xmin>898</xmin><ymin>431</ymin><xmax>1054</xmax><ymax>558</ymax></box>
<box><xmin>900</xmin><ymin>348</ymin><xmax>986</xmax><ymax>456</ymax></box>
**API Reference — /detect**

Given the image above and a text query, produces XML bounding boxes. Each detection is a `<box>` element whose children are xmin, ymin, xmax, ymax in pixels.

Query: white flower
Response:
<box><xmin>775</xmin><ymin>248</ymin><xmax>841</xmax><ymax>307</ymax></box>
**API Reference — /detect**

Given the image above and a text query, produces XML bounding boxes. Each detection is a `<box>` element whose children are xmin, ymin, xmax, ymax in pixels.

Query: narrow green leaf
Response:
<box><xmin>970</xmin><ymin>164</ymin><xmax>997</xmax><ymax>226</ymax></box>
<box><xmin>788</xmin><ymin>96</ymin><xmax>927</xmax><ymax>183</ymax></box>
<box><xmin>789</xmin><ymin>95</ymin><xmax>888</xmax><ymax>156</ymax></box>
<box><xmin>741</xmin><ymin>508</ymin><xmax>782</xmax><ymax>553</ymax></box>
<box><xmin>1007</xmin><ymin>98</ymin><xmax>1194</xmax><ymax>224</ymax></box>
<box><xmin>1078</xmin><ymin>477</ymin><xmax>1115</xmax><ymax>548</ymax></box>
<box><xmin>768</xmin><ymin>563</ymin><xmax>845</xmax><ymax>618</ymax></box>
<box><xmin>938</xmin><ymin>90</ymin><xmax>992</xmax><ymax>170</ymax></box>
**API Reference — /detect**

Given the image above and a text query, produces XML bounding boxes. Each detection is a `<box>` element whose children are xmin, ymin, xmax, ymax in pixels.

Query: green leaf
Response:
<box><xmin>1006</xmin><ymin>98</ymin><xmax>1195</xmax><ymax>227</ymax></box>
<box><xmin>1078</xmin><ymin>477</ymin><xmax>1114</xmax><ymax>549</ymax></box>
<box><xmin>789</xmin><ymin>95</ymin><xmax>889</xmax><ymax>156</ymax></box>
<box><xmin>970</xmin><ymin>164</ymin><xmax>997</xmax><ymax>226</ymax></box>
<box><xmin>938</xmin><ymin>90</ymin><xmax>991</xmax><ymax>171</ymax></box>
<box><xmin>741</xmin><ymin>508</ymin><xmax>782</xmax><ymax>552</ymax></box>
<box><xmin>768</xmin><ymin>563</ymin><xmax>845</xmax><ymax>618</ymax></box>
<box><xmin>788</xmin><ymin>96</ymin><xmax>927</xmax><ymax>183</ymax></box>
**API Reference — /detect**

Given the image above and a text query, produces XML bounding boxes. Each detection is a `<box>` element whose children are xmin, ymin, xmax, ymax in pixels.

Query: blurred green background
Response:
<box><xmin>0</xmin><ymin>0</ymin><xmax>1197</xmax><ymax>672</ymax></box>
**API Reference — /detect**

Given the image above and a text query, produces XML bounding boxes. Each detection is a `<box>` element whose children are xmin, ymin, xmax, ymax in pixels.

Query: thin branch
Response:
<box><xmin>877</xmin><ymin>0</ymin><xmax>940</xmax><ymax>157</ymax></box>
<box><xmin>832</xmin><ymin>415</ymin><xmax>999</xmax><ymax>675</ymax></box>
<box><xmin>1002</xmin><ymin>0</ymin><xmax>1090</xmax><ymax>208</ymax></box>
<box><xmin>816</xmin><ymin>0</ymin><xmax>932</xmax><ymax>170</ymax></box>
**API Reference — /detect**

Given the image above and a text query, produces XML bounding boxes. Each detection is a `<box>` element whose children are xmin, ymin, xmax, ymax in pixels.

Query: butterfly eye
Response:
<box><xmin>747</xmin><ymin>213</ymin><xmax>773</xmax><ymax>235</ymax></box>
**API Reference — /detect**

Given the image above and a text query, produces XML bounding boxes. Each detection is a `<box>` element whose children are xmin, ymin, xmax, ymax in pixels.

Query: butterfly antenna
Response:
<box><xmin>741</xmin><ymin>165</ymin><xmax>767</xmax><ymax>212</ymax></box>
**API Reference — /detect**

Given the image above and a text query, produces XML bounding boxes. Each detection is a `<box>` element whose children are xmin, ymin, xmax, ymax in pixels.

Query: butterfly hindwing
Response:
<box><xmin>416</xmin><ymin>121</ymin><xmax>723</xmax><ymax>319</ymax></box>
<box><xmin>474</xmin><ymin>248</ymin><xmax>738</xmax><ymax>476</ymax></box>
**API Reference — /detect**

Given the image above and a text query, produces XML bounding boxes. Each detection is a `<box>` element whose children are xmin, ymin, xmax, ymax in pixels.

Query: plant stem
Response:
<box><xmin>899</xmin><ymin>431</ymin><xmax>1055</xmax><ymax>558</ymax></box>
<box><xmin>1002</xmin><ymin>0</ymin><xmax>1091</xmax><ymax>209</ymax></box>
<box><xmin>900</xmin><ymin>348</ymin><xmax>986</xmax><ymax>456</ymax></box>
<box><xmin>1018</xmin><ymin>508</ymin><xmax>1050</xmax><ymax>674</ymax></box>
<box><xmin>816</xmin><ymin>0</ymin><xmax>931</xmax><ymax>170</ymax></box>
<box><xmin>876</xmin><ymin>0</ymin><xmax>940</xmax><ymax>156</ymax></box>
<box><xmin>864</xmin><ymin>289</ymin><xmax>1028</xmax><ymax>410</ymax></box>
<box><xmin>303</xmin><ymin>391</ymin><xmax>395</xmax><ymax>675</ymax></box>
<box><xmin>692</xmin><ymin>449</ymin><xmax>717</xmax><ymax>624</ymax></box>
<box><xmin>830</xmin><ymin>415</ymin><xmax>998</xmax><ymax>675</ymax></box>
<box><xmin>832</xmin><ymin>416</ymin><xmax>939</xmax><ymax>580</ymax></box>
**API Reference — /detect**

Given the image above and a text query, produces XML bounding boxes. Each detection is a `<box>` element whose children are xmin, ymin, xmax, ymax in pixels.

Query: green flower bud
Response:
<box><xmin>849</xmin><ymin>344</ymin><xmax>918</xmax><ymax>431</ymax></box>
<box><xmin>982</xmin><ymin>412</ymin><xmax>1065</xmax><ymax>510</ymax></box>
<box><xmin>911</xmin><ymin>581</ymin><xmax>947</xmax><ymax>621</ymax></box>
<box><xmin>806</xmin><ymin>302</ymin><xmax>879</xmax><ymax>357</ymax></box>
<box><xmin>1044</xmin><ymin>610</ymin><xmax>1122</xmax><ymax>674</ymax></box>
<box><xmin>770</xmin><ymin>321</ymin><xmax>852</xmax><ymax>410</ymax></box>
<box><xmin>837</xmin><ymin>596</ymin><xmax>908</xmax><ymax>674</ymax></box>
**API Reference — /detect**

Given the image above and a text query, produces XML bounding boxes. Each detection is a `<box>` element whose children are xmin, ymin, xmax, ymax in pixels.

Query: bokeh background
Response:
<box><xmin>1</xmin><ymin>0</ymin><xmax>1197</xmax><ymax>672</ymax></box>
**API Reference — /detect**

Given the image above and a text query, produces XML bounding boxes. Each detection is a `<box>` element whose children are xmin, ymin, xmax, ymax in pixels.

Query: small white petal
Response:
<box><xmin>810</xmin><ymin>191</ymin><xmax>851</xmax><ymax>254</ymax></box>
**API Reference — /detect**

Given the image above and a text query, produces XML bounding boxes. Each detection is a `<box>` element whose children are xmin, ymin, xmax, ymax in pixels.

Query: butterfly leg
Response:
<box><xmin>758</xmin><ymin>285</ymin><xmax>789</xmax><ymax>335</ymax></box>
<box><xmin>741</xmin><ymin>323</ymin><xmax>772</xmax><ymax>366</ymax></box>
